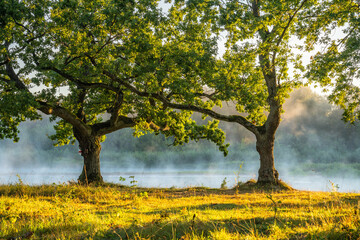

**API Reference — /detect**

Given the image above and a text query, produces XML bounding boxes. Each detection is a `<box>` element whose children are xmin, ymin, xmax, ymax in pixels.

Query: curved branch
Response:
<box><xmin>154</xmin><ymin>94</ymin><xmax>258</xmax><ymax>134</ymax></box>
<box><xmin>37</xmin><ymin>101</ymin><xmax>91</xmax><ymax>136</ymax></box>
<box><xmin>109</xmin><ymin>90</ymin><xmax>124</xmax><ymax>125</ymax></box>
<box><xmin>5</xmin><ymin>62</ymin><xmax>28</xmax><ymax>91</ymax></box>
<box><xmin>4</xmin><ymin>58</ymin><xmax>91</xmax><ymax>137</ymax></box>
<box><xmin>275</xmin><ymin>0</ymin><xmax>308</xmax><ymax>47</ymax></box>
<box><xmin>41</xmin><ymin>65</ymin><xmax>118</xmax><ymax>92</ymax></box>
<box><xmin>92</xmin><ymin>115</ymin><xmax>136</xmax><ymax>135</ymax></box>
<box><xmin>76</xmin><ymin>87</ymin><xmax>87</xmax><ymax>122</ymax></box>
<box><xmin>103</xmin><ymin>70</ymin><xmax>258</xmax><ymax>134</ymax></box>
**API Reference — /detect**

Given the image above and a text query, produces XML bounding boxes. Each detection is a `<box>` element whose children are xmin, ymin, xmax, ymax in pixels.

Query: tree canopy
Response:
<box><xmin>128</xmin><ymin>0</ymin><xmax>315</xmax><ymax>184</ymax></box>
<box><xmin>305</xmin><ymin>0</ymin><xmax>360</xmax><ymax>123</ymax></box>
<box><xmin>0</xmin><ymin>0</ymin><xmax>228</xmax><ymax>183</ymax></box>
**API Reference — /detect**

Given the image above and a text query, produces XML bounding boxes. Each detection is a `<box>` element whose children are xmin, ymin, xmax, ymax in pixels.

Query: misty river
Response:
<box><xmin>1</xmin><ymin>169</ymin><xmax>359</xmax><ymax>192</ymax></box>
<box><xmin>3</xmin><ymin>87</ymin><xmax>360</xmax><ymax>193</ymax></box>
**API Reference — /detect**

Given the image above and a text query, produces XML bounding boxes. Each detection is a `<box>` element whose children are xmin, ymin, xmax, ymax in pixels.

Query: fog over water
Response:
<box><xmin>1</xmin><ymin>87</ymin><xmax>360</xmax><ymax>192</ymax></box>
<box><xmin>0</xmin><ymin>167</ymin><xmax>358</xmax><ymax>192</ymax></box>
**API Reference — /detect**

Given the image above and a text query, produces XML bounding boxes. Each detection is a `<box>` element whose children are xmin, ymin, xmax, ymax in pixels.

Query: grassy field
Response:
<box><xmin>0</xmin><ymin>181</ymin><xmax>360</xmax><ymax>240</ymax></box>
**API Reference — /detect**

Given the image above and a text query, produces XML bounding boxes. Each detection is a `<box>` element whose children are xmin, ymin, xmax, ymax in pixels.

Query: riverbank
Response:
<box><xmin>1</xmin><ymin>169</ymin><xmax>360</xmax><ymax>192</ymax></box>
<box><xmin>1</xmin><ymin>183</ymin><xmax>360</xmax><ymax>239</ymax></box>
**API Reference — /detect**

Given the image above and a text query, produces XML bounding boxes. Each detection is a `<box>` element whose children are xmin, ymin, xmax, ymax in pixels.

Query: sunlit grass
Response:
<box><xmin>0</xmin><ymin>181</ymin><xmax>360</xmax><ymax>239</ymax></box>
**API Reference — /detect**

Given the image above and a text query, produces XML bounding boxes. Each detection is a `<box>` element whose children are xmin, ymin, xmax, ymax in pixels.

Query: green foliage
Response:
<box><xmin>220</xmin><ymin>177</ymin><xmax>228</xmax><ymax>189</ymax></box>
<box><xmin>0</xmin><ymin>0</ymin><xmax>229</xmax><ymax>155</ymax></box>
<box><xmin>0</xmin><ymin>0</ymin><xmax>47</xmax><ymax>141</ymax></box>
<box><xmin>0</xmin><ymin>89</ymin><xmax>40</xmax><ymax>142</ymax></box>
<box><xmin>129</xmin><ymin>176</ymin><xmax>138</xmax><ymax>188</ymax></box>
<box><xmin>48</xmin><ymin>120</ymin><xmax>76</xmax><ymax>146</ymax></box>
<box><xmin>304</xmin><ymin>0</ymin><xmax>360</xmax><ymax>123</ymax></box>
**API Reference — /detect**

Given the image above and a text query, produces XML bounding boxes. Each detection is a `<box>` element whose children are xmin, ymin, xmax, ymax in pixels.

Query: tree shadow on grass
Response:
<box><xmin>142</xmin><ymin>202</ymin><xmax>243</xmax><ymax>216</ymax></box>
<box><xmin>93</xmin><ymin>212</ymin><xmax>360</xmax><ymax>240</ymax></box>
<box><xmin>279</xmin><ymin>227</ymin><xmax>360</xmax><ymax>240</ymax></box>
<box><xmin>92</xmin><ymin>215</ymin><xmax>306</xmax><ymax>240</ymax></box>
<box><xmin>93</xmin><ymin>217</ymin><xmax>266</xmax><ymax>239</ymax></box>
<box><xmin>1</xmin><ymin>223</ymin><xmax>90</xmax><ymax>240</ymax></box>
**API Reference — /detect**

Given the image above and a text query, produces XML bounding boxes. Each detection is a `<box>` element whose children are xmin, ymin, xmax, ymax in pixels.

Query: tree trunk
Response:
<box><xmin>256</xmin><ymin>132</ymin><xmax>279</xmax><ymax>184</ymax></box>
<box><xmin>77</xmin><ymin>134</ymin><xmax>104</xmax><ymax>184</ymax></box>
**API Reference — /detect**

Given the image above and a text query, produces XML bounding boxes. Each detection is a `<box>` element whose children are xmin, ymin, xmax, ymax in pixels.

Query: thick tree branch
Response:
<box><xmin>5</xmin><ymin>62</ymin><xmax>28</xmax><ymax>91</ymax></box>
<box><xmin>25</xmin><ymin>33</ymin><xmax>46</xmax><ymax>44</ymax></box>
<box><xmin>154</xmin><ymin>94</ymin><xmax>258</xmax><ymax>133</ymax></box>
<box><xmin>93</xmin><ymin>115</ymin><xmax>136</xmax><ymax>135</ymax></box>
<box><xmin>4</xmin><ymin>56</ymin><xmax>91</xmax><ymax>137</ymax></box>
<box><xmin>76</xmin><ymin>87</ymin><xmax>87</xmax><ymax>122</ymax></box>
<box><xmin>109</xmin><ymin>90</ymin><xmax>124</xmax><ymax>126</ymax></box>
<box><xmin>12</xmin><ymin>18</ymin><xmax>31</xmax><ymax>33</ymax></box>
<box><xmin>41</xmin><ymin>65</ymin><xmax>118</xmax><ymax>92</ymax></box>
<box><xmin>194</xmin><ymin>91</ymin><xmax>218</xmax><ymax>100</ymax></box>
<box><xmin>93</xmin><ymin>115</ymin><xmax>169</xmax><ymax>136</ymax></box>
<box><xmin>103</xmin><ymin>70</ymin><xmax>258</xmax><ymax>134</ymax></box>
<box><xmin>37</xmin><ymin>101</ymin><xmax>91</xmax><ymax>136</ymax></box>
<box><xmin>31</xmin><ymin>49</ymin><xmax>117</xmax><ymax>92</ymax></box>
<box><xmin>64</xmin><ymin>56</ymin><xmax>82</xmax><ymax>66</ymax></box>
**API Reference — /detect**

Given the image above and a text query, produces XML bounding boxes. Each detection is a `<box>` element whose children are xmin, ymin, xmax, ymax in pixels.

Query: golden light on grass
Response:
<box><xmin>0</xmin><ymin>182</ymin><xmax>359</xmax><ymax>239</ymax></box>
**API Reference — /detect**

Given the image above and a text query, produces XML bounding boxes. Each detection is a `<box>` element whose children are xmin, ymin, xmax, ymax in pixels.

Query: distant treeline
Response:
<box><xmin>1</xmin><ymin>87</ymin><xmax>359</xmax><ymax>175</ymax></box>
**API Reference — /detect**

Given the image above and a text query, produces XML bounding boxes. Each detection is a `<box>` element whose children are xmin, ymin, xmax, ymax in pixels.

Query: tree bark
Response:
<box><xmin>256</xmin><ymin>132</ymin><xmax>279</xmax><ymax>184</ymax></box>
<box><xmin>76</xmin><ymin>133</ymin><xmax>104</xmax><ymax>184</ymax></box>
<box><xmin>254</xmin><ymin>94</ymin><xmax>281</xmax><ymax>185</ymax></box>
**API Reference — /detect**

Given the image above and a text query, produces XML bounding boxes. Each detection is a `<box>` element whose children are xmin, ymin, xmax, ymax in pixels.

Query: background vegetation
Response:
<box><xmin>1</xmin><ymin>87</ymin><xmax>360</xmax><ymax>179</ymax></box>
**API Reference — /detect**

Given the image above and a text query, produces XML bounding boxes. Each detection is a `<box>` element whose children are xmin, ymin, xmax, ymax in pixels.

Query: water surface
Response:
<box><xmin>1</xmin><ymin>168</ymin><xmax>358</xmax><ymax>192</ymax></box>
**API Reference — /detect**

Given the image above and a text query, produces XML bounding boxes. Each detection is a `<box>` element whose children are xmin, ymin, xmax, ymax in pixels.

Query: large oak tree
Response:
<box><xmin>121</xmin><ymin>0</ymin><xmax>314</xmax><ymax>184</ymax></box>
<box><xmin>0</xmin><ymin>0</ymin><xmax>227</xmax><ymax>184</ymax></box>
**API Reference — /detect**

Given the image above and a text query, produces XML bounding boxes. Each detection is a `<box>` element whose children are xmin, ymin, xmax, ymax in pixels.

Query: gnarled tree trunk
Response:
<box><xmin>256</xmin><ymin>132</ymin><xmax>279</xmax><ymax>184</ymax></box>
<box><xmin>254</xmin><ymin>89</ymin><xmax>281</xmax><ymax>184</ymax></box>
<box><xmin>76</xmin><ymin>133</ymin><xmax>103</xmax><ymax>184</ymax></box>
